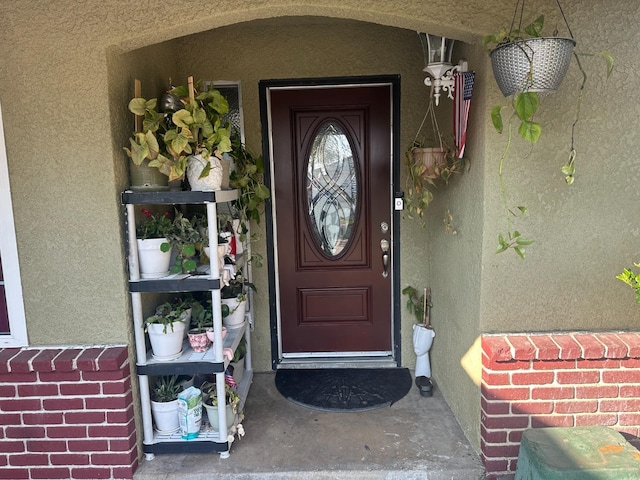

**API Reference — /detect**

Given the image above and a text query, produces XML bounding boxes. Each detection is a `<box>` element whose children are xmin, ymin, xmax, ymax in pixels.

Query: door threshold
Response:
<box><xmin>277</xmin><ymin>356</ymin><xmax>398</xmax><ymax>369</ymax></box>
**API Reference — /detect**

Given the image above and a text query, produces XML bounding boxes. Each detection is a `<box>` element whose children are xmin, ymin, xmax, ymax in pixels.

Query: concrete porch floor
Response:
<box><xmin>133</xmin><ymin>372</ymin><xmax>486</xmax><ymax>479</ymax></box>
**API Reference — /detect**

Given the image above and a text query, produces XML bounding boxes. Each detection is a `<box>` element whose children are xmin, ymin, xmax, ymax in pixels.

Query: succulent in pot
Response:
<box><xmin>150</xmin><ymin>375</ymin><xmax>182</xmax><ymax>433</ymax></box>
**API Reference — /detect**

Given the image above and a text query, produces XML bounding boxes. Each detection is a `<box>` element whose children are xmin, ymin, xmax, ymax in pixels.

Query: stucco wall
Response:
<box><xmin>0</xmin><ymin>0</ymin><xmax>637</xmax><ymax>455</ymax></box>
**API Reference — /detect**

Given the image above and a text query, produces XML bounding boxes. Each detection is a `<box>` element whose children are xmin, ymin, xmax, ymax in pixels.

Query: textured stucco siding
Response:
<box><xmin>0</xmin><ymin>0</ymin><xmax>637</xmax><ymax>453</ymax></box>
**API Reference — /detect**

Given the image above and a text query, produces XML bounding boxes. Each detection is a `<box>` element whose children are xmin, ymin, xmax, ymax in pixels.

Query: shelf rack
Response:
<box><xmin>122</xmin><ymin>189</ymin><xmax>252</xmax><ymax>459</ymax></box>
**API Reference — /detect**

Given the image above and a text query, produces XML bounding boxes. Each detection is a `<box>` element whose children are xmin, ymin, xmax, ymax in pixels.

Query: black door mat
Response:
<box><xmin>275</xmin><ymin>368</ymin><xmax>412</xmax><ymax>412</ymax></box>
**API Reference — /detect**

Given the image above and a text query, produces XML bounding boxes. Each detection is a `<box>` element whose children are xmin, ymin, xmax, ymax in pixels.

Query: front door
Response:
<box><xmin>261</xmin><ymin>78</ymin><xmax>399</xmax><ymax>362</ymax></box>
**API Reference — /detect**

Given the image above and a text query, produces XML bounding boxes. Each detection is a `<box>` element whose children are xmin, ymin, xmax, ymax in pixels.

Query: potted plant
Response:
<box><xmin>229</xmin><ymin>337</ymin><xmax>247</xmax><ymax>385</ymax></box>
<box><xmin>144</xmin><ymin>299</ymin><xmax>191</xmax><ymax>360</ymax></box>
<box><xmin>402</xmin><ymin>286</ymin><xmax>436</xmax><ymax>397</ymax></box>
<box><xmin>123</xmin><ymin>95</ymin><xmax>170</xmax><ymax>191</ymax></box>
<box><xmin>617</xmin><ymin>262</ymin><xmax>640</xmax><ymax>304</ymax></box>
<box><xmin>135</xmin><ymin>208</ymin><xmax>173</xmax><ymax>279</ymax></box>
<box><xmin>484</xmin><ymin>13</ymin><xmax>614</xmax><ymax>258</ymax></box>
<box><xmin>187</xmin><ymin>299</ymin><xmax>213</xmax><ymax>353</ymax></box>
<box><xmin>200</xmin><ymin>381</ymin><xmax>240</xmax><ymax>432</ymax></box>
<box><xmin>221</xmin><ymin>270</ymin><xmax>256</xmax><ymax>327</ymax></box>
<box><xmin>404</xmin><ymin>136</ymin><xmax>467</xmax><ymax>225</ymax></box>
<box><xmin>158</xmin><ymin>78</ymin><xmax>233</xmax><ymax>190</ymax></box>
<box><xmin>150</xmin><ymin>375</ymin><xmax>182</xmax><ymax>433</ymax></box>
<box><xmin>126</xmin><ymin>77</ymin><xmax>233</xmax><ymax>190</ymax></box>
<box><xmin>229</xmin><ymin>136</ymin><xmax>270</xmax><ymax>241</ymax></box>
<box><xmin>165</xmin><ymin>210</ymin><xmax>205</xmax><ymax>274</ymax></box>
<box><xmin>404</xmin><ymin>92</ymin><xmax>468</xmax><ymax>225</ymax></box>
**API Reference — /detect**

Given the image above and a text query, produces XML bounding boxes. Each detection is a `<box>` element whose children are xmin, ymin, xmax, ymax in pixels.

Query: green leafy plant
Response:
<box><xmin>221</xmin><ymin>269</ymin><xmax>257</xmax><ymax>301</ymax></box>
<box><xmin>164</xmin><ymin>210</ymin><xmax>204</xmax><ymax>273</ymax></box>
<box><xmin>485</xmin><ymin>15</ymin><xmax>614</xmax><ymax>258</ymax></box>
<box><xmin>144</xmin><ymin>298</ymin><xmax>190</xmax><ymax>333</ymax></box>
<box><xmin>200</xmin><ymin>381</ymin><xmax>240</xmax><ymax>413</ymax></box>
<box><xmin>188</xmin><ymin>298</ymin><xmax>213</xmax><ymax>332</ymax></box>
<box><xmin>151</xmin><ymin>375</ymin><xmax>181</xmax><ymax>403</ymax></box>
<box><xmin>401</xmin><ymin>286</ymin><xmax>432</xmax><ymax>325</ymax></box>
<box><xmin>229</xmin><ymin>137</ymin><xmax>270</xmax><ymax>241</ymax></box>
<box><xmin>126</xmin><ymin>79</ymin><xmax>233</xmax><ymax>182</ymax></box>
<box><xmin>136</xmin><ymin>208</ymin><xmax>173</xmax><ymax>241</ymax></box>
<box><xmin>404</xmin><ymin>94</ymin><xmax>468</xmax><ymax>225</ymax></box>
<box><xmin>124</xmin><ymin>98</ymin><xmax>166</xmax><ymax>167</ymax></box>
<box><xmin>617</xmin><ymin>262</ymin><xmax>640</xmax><ymax>304</ymax></box>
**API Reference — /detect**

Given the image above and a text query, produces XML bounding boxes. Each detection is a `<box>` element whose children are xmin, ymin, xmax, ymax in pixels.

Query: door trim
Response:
<box><xmin>259</xmin><ymin>75</ymin><xmax>401</xmax><ymax>369</ymax></box>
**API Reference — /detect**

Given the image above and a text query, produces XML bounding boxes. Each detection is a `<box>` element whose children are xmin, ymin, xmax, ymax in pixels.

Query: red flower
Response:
<box><xmin>141</xmin><ymin>208</ymin><xmax>152</xmax><ymax>218</ymax></box>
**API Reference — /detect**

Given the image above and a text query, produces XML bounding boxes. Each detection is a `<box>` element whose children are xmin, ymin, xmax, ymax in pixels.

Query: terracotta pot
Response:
<box><xmin>412</xmin><ymin>147</ymin><xmax>446</xmax><ymax>176</ymax></box>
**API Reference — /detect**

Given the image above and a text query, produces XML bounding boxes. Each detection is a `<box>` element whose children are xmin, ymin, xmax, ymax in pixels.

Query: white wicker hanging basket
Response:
<box><xmin>490</xmin><ymin>37</ymin><xmax>576</xmax><ymax>97</ymax></box>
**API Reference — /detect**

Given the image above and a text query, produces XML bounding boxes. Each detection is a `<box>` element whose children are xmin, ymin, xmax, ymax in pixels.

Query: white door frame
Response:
<box><xmin>0</xmin><ymin>100</ymin><xmax>28</xmax><ymax>347</ymax></box>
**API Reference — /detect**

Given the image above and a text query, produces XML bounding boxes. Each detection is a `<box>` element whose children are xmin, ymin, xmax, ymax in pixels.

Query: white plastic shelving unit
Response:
<box><xmin>122</xmin><ymin>189</ymin><xmax>252</xmax><ymax>459</ymax></box>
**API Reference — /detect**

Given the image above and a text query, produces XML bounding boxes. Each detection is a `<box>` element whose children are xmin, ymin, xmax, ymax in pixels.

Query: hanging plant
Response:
<box><xmin>484</xmin><ymin>2</ymin><xmax>614</xmax><ymax>259</ymax></box>
<box><xmin>404</xmin><ymin>91</ymin><xmax>468</xmax><ymax>225</ymax></box>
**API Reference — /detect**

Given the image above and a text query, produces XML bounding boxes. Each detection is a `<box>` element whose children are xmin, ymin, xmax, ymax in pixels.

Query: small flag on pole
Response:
<box><xmin>453</xmin><ymin>71</ymin><xmax>475</xmax><ymax>159</ymax></box>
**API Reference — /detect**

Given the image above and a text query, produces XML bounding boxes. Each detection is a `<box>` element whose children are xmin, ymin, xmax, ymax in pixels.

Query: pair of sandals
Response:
<box><xmin>415</xmin><ymin>376</ymin><xmax>433</xmax><ymax>397</ymax></box>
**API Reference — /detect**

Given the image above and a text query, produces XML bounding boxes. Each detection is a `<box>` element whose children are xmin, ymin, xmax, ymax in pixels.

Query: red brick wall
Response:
<box><xmin>0</xmin><ymin>346</ymin><xmax>137</xmax><ymax>480</ymax></box>
<box><xmin>481</xmin><ymin>332</ymin><xmax>640</xmax><ymax>480</ymax></box>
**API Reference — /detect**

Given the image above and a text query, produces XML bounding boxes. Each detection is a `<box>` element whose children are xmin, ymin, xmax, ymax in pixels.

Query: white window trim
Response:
<box><xmin>0</xmin><ymin>100</ymin><xmax>27</xmax><ymax>347</ymax></box>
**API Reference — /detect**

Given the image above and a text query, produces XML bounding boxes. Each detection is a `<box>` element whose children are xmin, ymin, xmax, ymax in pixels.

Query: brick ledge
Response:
<box><xmin>0</xmin><ymin>345</ymin><xmax>129</xmax><ymax>373</ymax></box>
<box><xmin>482</xmin><ymin>332</ymin><xmax>640</xmax><ymax>362</ymax></box>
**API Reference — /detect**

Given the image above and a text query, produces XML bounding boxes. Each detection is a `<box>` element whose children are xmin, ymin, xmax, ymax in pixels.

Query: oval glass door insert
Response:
<box><xmin>306</xmin><ymin>122</ymin><xmax>359</xmax><ymax>257</ymax></box>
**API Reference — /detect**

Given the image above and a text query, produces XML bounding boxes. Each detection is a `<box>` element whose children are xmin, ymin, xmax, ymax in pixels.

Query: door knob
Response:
<box><xmin>380</xmin><ymin>239</ymin><xmax>390</xmax><ymax>278</ymax></box>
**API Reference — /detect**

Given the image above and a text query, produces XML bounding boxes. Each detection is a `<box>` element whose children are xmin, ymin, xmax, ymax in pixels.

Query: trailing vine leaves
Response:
<box><xmin>491</xmin><ymin>90</ymin><xmax>538</xmax><ymax>259</ymax></box>
<box><xmin>486</xmin><ymin>15</ymin><xmax>614</xmax><ymax>259</ymax></box>
<box><xmin>616</xmin><ymin>262</ymin><xmax>640</xmax><ymax>304</ymax></box>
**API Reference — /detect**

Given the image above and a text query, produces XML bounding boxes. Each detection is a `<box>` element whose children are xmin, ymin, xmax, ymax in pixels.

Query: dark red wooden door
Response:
<box><xmin>269</xmin><ymin>85</ymin><xmax>392</xmax><ymax>354</ymax></box>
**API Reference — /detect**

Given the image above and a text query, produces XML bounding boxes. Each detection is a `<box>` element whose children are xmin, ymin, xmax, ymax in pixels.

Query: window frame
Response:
<box><xmin>0</xmin><ymin>100</ymin><xmax>28</xmax><ymax>347</ymax></box>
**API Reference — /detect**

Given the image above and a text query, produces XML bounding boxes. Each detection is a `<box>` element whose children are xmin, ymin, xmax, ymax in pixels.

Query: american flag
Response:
<box><xmin>453</xmin><ymin>71</ymin><xmax>475</xmax><ymax>159</ymax></box>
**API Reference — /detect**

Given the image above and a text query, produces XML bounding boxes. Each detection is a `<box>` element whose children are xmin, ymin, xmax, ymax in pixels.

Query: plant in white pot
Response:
<box><xmin>221</xmin><ymin>270</ymin><xmax>256</xmax><ymax>328</ymax></box>
<box><xmin>156</xmin><ymin>77</ymin><xmax>233</xmax><ymax>190</ymax></box>
<box><xmin>135</xmin><ymin>208</ymin><xmax>173</xmax><ymax>279</ymax></box>
<box><xmin>144</xmin><ymin>299</ymin><xmax>191</xmax><ymax>361</ymax></box>
<box><xmin>150</xmin><ymin>375</ymin><xmax>182</xmax><ymax>433</ymax></box>
<box><xmin>200</xmin><ymin>381</ymin><xmax>240</xmax><ymax>432</ymax></box>
<box><xmin>126</xmin><ymin>77</ymin><xmax>233</xmax><ymax>190</ymax></box>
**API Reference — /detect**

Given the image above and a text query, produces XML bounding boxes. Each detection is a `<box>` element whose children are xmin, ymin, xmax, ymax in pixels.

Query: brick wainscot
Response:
<box><xmin>481</xmin><ymin>332</ymin><xmax>640</xmax><ymax>480</ymax></box>
<box><xmin>0</xmin><ymin>346</ymin><xmax>137</xmax><ymax>480</ymax></box>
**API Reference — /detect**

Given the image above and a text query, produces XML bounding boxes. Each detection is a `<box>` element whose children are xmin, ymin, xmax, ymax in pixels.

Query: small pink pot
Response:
<box><xmin>188</xmin><ymin>329</ymin><xmax>211</xmax><ymax>353</ymax></box>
